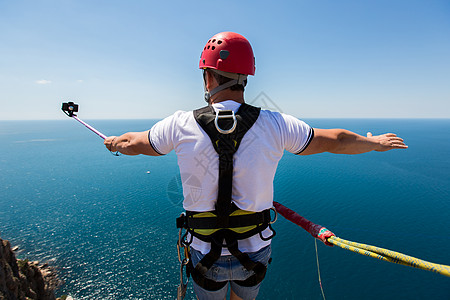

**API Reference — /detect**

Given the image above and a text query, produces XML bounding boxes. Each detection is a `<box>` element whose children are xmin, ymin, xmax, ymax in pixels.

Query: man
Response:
<box><xmin>104</xmin><ymin>32</ymin><xmax>407</xmax><ymax>300</ymax></box>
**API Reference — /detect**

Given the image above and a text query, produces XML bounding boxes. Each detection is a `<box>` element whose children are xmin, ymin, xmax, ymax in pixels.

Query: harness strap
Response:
<box><xmin>185</xmin><ymin>209</ymin><xmax>271</xmax><ymax>229</ymax></box>
<box><xmin>194</xmin><ymin>103</ymin><xmax>260</xmax><ymax>219</ymax></box>
<box><xmin>195</xmin><ymin>237</ymin><xmax>223</xmax><ymax>275</ymax></box>
<box><xmin>185</xmin><ymin>103</ymin><xmax>270</xmax><ymax>290</ymax></box>
<box><xmin>188</xmin><ymin>234</ymin><xmax>268</xmax><ymax>291</ymax></box>
<box><xmin>224</xmin><ymin>233</ymin><xmax>266</xmax><ymax>277</ymax></box>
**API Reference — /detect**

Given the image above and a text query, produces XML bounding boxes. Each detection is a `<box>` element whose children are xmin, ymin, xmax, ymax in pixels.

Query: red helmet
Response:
<box><xmin>199</xmin><ymin>32</ymin><xmax>255</xmax><ymax>76</ymax></box>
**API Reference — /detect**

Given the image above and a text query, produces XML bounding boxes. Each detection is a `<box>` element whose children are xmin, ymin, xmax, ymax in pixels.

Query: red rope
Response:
<box><xmin>274</xmin><ymin>201</ymin><xmax>328</xmax><ymax>299</ymax></box>
<box><xmin>273</xmin><ymin>201</ymin><xmax>322</xmax><ymax>238</ymax></box>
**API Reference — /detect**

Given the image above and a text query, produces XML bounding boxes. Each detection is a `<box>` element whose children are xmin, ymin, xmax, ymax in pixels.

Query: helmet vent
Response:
<box><xmin>217</xmin><ymin>40</ymin><xmax>222</xmax><ymax>44</ymax></box>
<box><xmin>220</xmin><ymin>50</ymin><xmax>229</xmax><ymax>60</ymax></box>
<box><xmin>212</xmin><ymin>46</ymin><xmax>216</xmax><ymax>50</ymax></box>
<box><xmin>212</xmin><ymin>39</ymin><xmax>216</xmax><ymax>43</ymax></box>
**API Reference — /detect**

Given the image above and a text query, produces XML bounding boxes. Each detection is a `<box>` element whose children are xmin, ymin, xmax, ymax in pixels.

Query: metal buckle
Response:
<box><xmin>214</xmin><ymin>110</ymin><xmax>237</xmax><ymax>134</ymax></box>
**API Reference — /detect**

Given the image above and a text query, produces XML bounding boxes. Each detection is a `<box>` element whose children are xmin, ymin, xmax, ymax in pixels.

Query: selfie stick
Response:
<box><xmin>61</xmin><ymin>102</ymin><xmax>107</xmax><ymax>140</ymax></box>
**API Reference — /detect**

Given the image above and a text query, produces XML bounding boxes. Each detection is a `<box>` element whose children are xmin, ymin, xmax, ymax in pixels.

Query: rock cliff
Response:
<box><xmin>0</xmin><ymin>236</ymin><xmax>60</xmax><ymax>300</ymax></box>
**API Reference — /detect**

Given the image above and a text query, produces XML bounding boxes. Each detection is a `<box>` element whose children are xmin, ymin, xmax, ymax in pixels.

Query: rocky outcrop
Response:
<box><xmin>0</xmin><ymin>236</ymin><xmax>60</xmax><ymax>300</ymax></box>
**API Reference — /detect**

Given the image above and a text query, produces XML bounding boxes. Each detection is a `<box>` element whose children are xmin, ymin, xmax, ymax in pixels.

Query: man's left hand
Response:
<box><xmin>367</xmin><ymin>132</ymin><xmax>408</xmax><ymax>152</ymax></box>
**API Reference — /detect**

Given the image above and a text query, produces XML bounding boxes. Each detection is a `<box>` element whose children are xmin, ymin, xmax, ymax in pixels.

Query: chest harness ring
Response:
<box><xmin>176</xmin><ymin>103</ymin><xmax>277</xmax><ymax>292</ymax></box>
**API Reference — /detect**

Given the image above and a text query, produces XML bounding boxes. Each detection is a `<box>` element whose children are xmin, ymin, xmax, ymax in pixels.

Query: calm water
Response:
<box><xmin>0</xmin><ymin>119</ymin><xmax>449</xmax><ymax>299</ymax></box>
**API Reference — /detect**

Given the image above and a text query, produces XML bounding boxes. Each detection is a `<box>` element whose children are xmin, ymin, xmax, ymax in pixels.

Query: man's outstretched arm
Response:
<box><xmin>104</xmin><ymin>131</ymin><xmax>161</xmax><ymax>156</ymax></box>
<box><xmin>299</xmin><ymin>129</ymin><xmax>408</xmax><ymax>155</ymax></box>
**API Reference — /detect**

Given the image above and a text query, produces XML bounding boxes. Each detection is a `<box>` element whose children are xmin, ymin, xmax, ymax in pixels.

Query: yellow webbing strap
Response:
<box><xmin>189</xmin><ymin>210</ymin><xmax>263</xmax><ymax>236</ymax></box>
<box><xmin>193</xmin><ymin>225</ymin><xmax>259</xmax><ymax>236</ymax></box>
<box><xmin>328</xmin><ymin>236</ymin><xmax>450</xmax><ymax>277</ymax></box>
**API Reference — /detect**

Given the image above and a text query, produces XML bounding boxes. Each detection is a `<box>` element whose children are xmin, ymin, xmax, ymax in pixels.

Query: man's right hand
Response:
<box><xmin>104</xmin><ymin>136</ymin><xmax>117</xmax><ymax>152</ymax></box>
<box><xmin>103</xmin><ymin>131</ymin><xmax>161</xmax><ymax>156</ymax></box>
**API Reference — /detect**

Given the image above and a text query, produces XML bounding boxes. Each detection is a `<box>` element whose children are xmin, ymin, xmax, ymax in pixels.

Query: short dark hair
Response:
<box><xmin>211</xmin><ymin>71</ymin><xmax>246</xmax><ymax>92</ymax></box>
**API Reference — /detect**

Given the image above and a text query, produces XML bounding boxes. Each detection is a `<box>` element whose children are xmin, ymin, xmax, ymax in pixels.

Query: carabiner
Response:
<box><xmin>177</xmin><ymin>227</ymin><xmax>185</xmax><ymax>264</ymax></box>
<box><xmin>269</xmin><ymin>206</ymin><xmax>278</xmax><ymax>225</ymax></box>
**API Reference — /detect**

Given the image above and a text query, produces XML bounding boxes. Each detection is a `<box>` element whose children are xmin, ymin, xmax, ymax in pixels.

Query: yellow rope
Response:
<box><xmin>328</xmin><ymin>236</ymin><xmax>450</xmax><ymax>278</ymax></box>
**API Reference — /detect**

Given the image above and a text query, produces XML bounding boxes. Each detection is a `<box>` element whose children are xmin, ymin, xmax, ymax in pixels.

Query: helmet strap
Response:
<box><xmin>203</xmin><ymin>69</ymin><xmax>247</xmax><ymax>103</ymax></box>
<box><xmin>203</xmin><ymin>70</ymin><xmax>211</xmax><ymax>102</ymax></box>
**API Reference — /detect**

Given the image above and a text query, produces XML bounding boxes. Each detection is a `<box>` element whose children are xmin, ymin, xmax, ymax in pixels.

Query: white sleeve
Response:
<box><xmin>279</xmin><ymin>113</ymin><xmax>314</xmax><ymax>154</ymax></box>
<box><xmin>148</xmin><ymin>112</ymin><xmax>179</xmax><ymax>155</ymax></box>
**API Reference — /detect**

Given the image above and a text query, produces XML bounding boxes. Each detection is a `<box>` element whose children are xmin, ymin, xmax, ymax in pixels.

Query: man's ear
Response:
<box><xmin>205</xmin><ymin>70</ymin><xmax>217</xmax><ymax>90</ymax></box>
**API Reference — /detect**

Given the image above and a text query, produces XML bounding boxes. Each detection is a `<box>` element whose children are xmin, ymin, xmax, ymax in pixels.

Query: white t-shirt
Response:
<box><xmin>149</xmin><ymin>100</ymin><xmax>313</xmax><ymax>255</ymax></box>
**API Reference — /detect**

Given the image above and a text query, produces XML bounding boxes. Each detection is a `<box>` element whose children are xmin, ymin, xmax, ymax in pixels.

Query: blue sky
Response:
<box><xmin>1</xmin><ymin>0</ymin><xmax>449</xmax><ymax>120</ymax></box>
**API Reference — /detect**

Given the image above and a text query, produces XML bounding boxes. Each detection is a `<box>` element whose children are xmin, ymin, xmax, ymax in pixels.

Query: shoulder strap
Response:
<box><xmin>193</xmin><ymin>103</ymin><xmax>261</xmax><ymax>221</ymax></box>
<box><xmin>194</xmin><ymin>103</ymin><xmax>261</xmax><ymax>153</ymax></box>
<box><xmin>188</xmin><ymin>103</ymin><xmax>268</xmax><ymax>288</ymax></box>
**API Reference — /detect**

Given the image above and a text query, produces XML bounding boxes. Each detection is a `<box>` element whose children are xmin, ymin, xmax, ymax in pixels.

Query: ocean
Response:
<box><xmin>0</xmin><ymin>118</ymin><xmax>449</xmax><ymax>299</ymax></box>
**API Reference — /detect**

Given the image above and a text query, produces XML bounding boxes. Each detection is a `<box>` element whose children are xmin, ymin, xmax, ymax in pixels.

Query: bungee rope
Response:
<box><xmin>328</xmin><ymin>236</ymin><xmax>450</xmax><ymax>277</ymax></box>
<box><xmin>273</xmin><ymin>201</ymin><xmax>450</xmax><ymax>278</ymax></box>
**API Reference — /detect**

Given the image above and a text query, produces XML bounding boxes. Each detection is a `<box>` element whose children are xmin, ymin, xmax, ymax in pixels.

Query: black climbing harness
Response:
<box><xmin>176</xmin><ymin>103</ymin><xmax>277</xmax><ymax>296</ymax></box>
